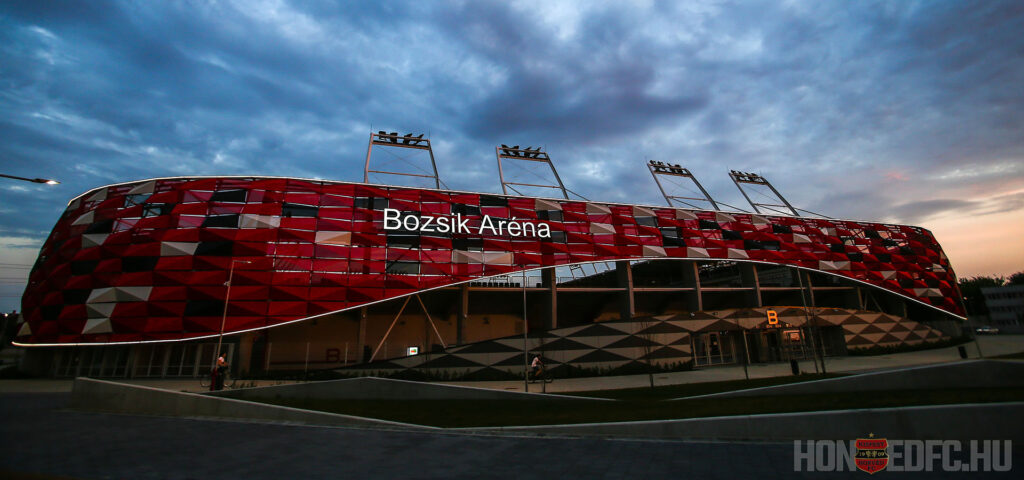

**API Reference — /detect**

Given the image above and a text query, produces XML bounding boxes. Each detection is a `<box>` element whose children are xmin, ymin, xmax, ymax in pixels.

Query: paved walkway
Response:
<box><xmin>1</xmin><ymin>337</ymin><xmax>1021</xmax><ymax>479</ymax></box>
<box><xmin>2</xmin><ymin>393</ymin><xmax>1019</xmax><ymax>479</ymax></box>
<box><xmin>1</xmin><ymin>335</ymin><xmax>1021</xmax><ymax>395</ymax></box>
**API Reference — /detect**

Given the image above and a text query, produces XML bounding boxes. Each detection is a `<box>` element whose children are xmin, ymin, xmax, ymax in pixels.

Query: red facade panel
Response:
<box><xmin>15</xmin><ymin>177</ymin><xmax>966</xmax><ymax>345</ymax></box>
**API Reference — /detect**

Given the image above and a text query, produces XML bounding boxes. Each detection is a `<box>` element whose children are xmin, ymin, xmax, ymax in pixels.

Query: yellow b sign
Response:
<box><xmin>767</xmin><ymin>309</ymin><xmax>778</xmax><ymax>325</ymax></box>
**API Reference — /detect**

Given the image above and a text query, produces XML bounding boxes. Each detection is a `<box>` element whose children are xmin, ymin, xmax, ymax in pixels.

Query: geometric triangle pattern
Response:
<box><xmin>81</xmin><ymin>318</ymin><xmax>113</xmax><ymax>334</ymax></box>
<box><xmin>342</xmin><ymin>316</ymin><xmax>703</xmax><ymax>377</ymax></box>
<box><xmin>341</xmin><ymin>304</ymin><xmax>952</xmax><ymax>377</ymax></box>
<box><xmin>16</xmin><ymin>176</ymin><xmax>964</xmax><ymax>346</ymax></box>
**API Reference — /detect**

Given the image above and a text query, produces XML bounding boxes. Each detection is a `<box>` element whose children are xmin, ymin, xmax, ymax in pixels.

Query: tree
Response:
<box><xmin>958</xmin><ymin>275</ymin><xmax>1005</xmax><ymax>316</ymax></box>
<box><xmin>1009</xmin><ymin>271</ymin><xmax>1024</xmax><ymax>285</ymax></box>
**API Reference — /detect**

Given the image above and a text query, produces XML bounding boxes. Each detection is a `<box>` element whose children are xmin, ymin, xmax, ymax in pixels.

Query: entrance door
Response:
<box><xmin>781</xmin><ymin>329</ymin><xmax>811</xmax><ymax>360</ymax></box>
<box><xmin>759</xmin><ymin>330</ymin><xmax>782</xmax><ymax>362</ymax></box>
<box><xmin>693</xmin><ymin>332</ymin><xmax>734</xmax><ymax>366</ymax></box>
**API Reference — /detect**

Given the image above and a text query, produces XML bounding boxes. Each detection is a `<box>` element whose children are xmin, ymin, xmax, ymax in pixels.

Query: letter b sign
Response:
<box><xmin>767</xmin><ymin>309</ymin><xmax>778</xmax><ymax>325</ymax></box>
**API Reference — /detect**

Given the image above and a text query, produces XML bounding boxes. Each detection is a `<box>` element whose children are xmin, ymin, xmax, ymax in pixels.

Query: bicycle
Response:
<box><xmin>199</xmin><ymin>369</ymin><xmax>237</xmax><ymax>390</ymax></box>
<box><xmin>528</xmin><ymin>365</ymin><xmax>554</xmax><ymax>384</ymax></box>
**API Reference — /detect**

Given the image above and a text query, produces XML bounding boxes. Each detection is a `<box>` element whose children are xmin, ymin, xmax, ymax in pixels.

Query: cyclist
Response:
<box><xmin>214</xmin><ymin>352</ymin><xmax>229</xmax><ymax>390</ymax></box>
<box><xmin>529</xmin><ymin>354</ymin><xmax>544</xmax><ymax>382</ymax></box>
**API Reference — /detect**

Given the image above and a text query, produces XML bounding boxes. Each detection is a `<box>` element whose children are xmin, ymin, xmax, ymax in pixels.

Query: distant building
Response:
<box><xmin>981</xmin><ymin>284</ymin><xmax>1024</xmax><ymax>327</ymax></box>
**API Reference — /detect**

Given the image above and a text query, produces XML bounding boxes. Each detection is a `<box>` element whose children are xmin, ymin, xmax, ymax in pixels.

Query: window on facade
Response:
<box><xmin>386</xmin><ymin>261</ymin><xmax>420</xmax><ymax>275</ymax></box>
<box><xmin>699</xmin><ymin>219</ymin><xmax>720</xmax><ymax>230</ymax></box>
<box><xmin>71</xmin><ymin>260</ymin><xmax>99</xmax><ymax>275</ymax></box>
<box><xmin>122</xmin><ymin>256</ymin><xmax>159</xmax><ymax>272</ymax></box>
<box><xmin>63</xmin><ymin>289</ymin><xmax>91</xmax><ymax>304</ymax></box>
<box><xmin>537</xmin><ymin>210</ymin><xmax>562</xmax><ymax>221</ymax></box>
<box><xmin>660</xmin><ymin>227</ymin><xmax>685</xmax><ymax>247</ymax></box>
<box><xmin>772</xmin><ymin>224</ymin><xmax>792</xmax><ymax>234</ymax></box>
<box><xmin>210</xmin><ymin>189</ymin><xmax>248</xmax><ymax>202</ymax></box>
<box><xmin>744</xmin><ymin>240</ymin><xmax>780</xmax><ymax>251</ymax></box>
<box><xmin>282</xmin><ymin>203</ymin><xmax>318</xmax><ymax>217</ymax></box>
<box><xmin>452</xmin><ymin>237</ymin><xmax>483</xmax><ymax>251</ymax></box>
<box><xmin>123</xmin><ymin>193</ymin><xmax>151</xmax><ymax>207</ymax></box>
<box><xmin>185</xmin><ymin>300</ymin><xmax>224</xmax><ymax>316</ymax></box>
<box><xmin>85</xmin><ymin>220</ymin><xmax>114</xmax><ymax>234</ymax></box>
<box><xmin>452</xmin><ymin>204</ymin><xmax>481</xmax><ymax>216</ymax></box>
<box><xmin>201</xmin><ymin>214</ymin><xmax>239</xmax><ymax>228</ymax></box>
<box><xmin>195</xmin><ymin>241</ymin><xmax>234</xmax><ymax>256</ymax></box>
<box><xmin>354</xmin><ymin>196</ymin><xmax>388</xmax><ymax>210</ymax></box>
<box><xmin>723</xmin><ymin>230</ymin><xmax>743</xmax><ymax>240</ymax></box>
<box><xmin>635</xmin><ymin>216</ymin><xmax>658</xmax><ymax>227</ymax></box>
<box><xmin>142</xmin><ymin>203</ymin><xmax>174</xmax><ymax>217</ymax></box>
<box><xmin>387</xmin><ymin>234</ymin><xmax>420</xmax><ymax>248</ymax></box>
<box><xmin>479</xmin><ymin>195</ymin><xmax>507</xmax><ymax>207</ymax></box>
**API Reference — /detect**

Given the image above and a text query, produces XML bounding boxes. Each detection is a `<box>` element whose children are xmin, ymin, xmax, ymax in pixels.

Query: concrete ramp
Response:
<box><xmin>676</xmin><ymin>360</ymin><xmax>1024</xmax><ymax>400</ymax></box>
<box><xmin>69</xmin><ymin>378</ymin><xmax>431</xmax><ymax>429</ymax></box>
<box><xmin>212</xmin><ymin>376</ymin><xmax>608</xmax><ymax>402</ymax></box>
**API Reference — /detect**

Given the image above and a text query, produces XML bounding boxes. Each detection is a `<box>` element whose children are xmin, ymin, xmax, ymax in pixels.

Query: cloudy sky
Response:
<box><xmin>1</xmin><ymin>0</ymin><xmax>1023</xmax><ymax>311</ymax></box>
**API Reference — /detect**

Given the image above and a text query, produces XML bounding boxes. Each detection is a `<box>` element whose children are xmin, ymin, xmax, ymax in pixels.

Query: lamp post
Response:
<box><xmin>0</xmin><ymin>173</ymin><xmax>60</xmax><ymax>185</ymax></box>
<box><xmin>213</xmin><ymin>259</ymin><xmax>251</xmax><ymax>369</ymax></box>
<box><xmin>522</xmin><ymin>266</ymin><xmax>529</xmax><ymax>393</ymax></box>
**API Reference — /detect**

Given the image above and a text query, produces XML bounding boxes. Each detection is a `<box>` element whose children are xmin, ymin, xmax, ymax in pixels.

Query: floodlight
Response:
<box><xmin>1</xmin><ymin>173</ymin><xmax>60</xmax><ymax>185</ymax></box>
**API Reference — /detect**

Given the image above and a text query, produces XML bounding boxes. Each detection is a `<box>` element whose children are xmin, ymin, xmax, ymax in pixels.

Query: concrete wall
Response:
<box><xmin>68</xmin><ymin>377</ymin><xmax>428</xmax><ymax>429</ymax></box>
<box><xmin>680</xmin><ymin>360</ymin><xmax>1024</xmax><ymax>400</ymax></box>
<box><xmin>212</xmin><ymin>376</ymin><xmax>605</xmax><ymax>402</ymax></box>
<box><xmin>482</xmin><ymin>402</ymin><xmax>1024</xmax><ymax>442</ymax></box>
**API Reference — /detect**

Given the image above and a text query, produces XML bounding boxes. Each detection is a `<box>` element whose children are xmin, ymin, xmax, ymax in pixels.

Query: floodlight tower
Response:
<box><xmin>495</xmin><ymin>145</ymin><xmax>570</xmax><ymax>199</ymax></box>
<box><xmin>364</xmin><ymin>131</ymin><xmax>442</xmax><ymax>189</ymax></box>
<box><xmin>647</xmin><ymin>161</ymin><xmax>720</xmax><ymax>210</ymax></box>
<box><xmin>728</xmin><ymin>170</ymin><xmax>830</xmax><ymax>218</ymax></box>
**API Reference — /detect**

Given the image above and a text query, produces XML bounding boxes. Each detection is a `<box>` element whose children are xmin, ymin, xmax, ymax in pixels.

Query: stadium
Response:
<box><xmin>13</xmin><ymin>133</ymin><xmax>967</xmax><ymax>379</ymax></box>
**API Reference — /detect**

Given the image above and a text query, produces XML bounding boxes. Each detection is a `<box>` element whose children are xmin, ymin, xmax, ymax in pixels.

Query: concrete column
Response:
<box><xmin>238</xmin><ymin>332</ymin><xmax>255</xmax><ymax>375</ymax></box>
<box><xmin>357</xmin><ymin>307</ymin><xmax>368</xmax><ymax>362</ymax></box>
<box><xmin>617</xmin><ymin>261</ymin><xmax>634</xmax><ymax>320</ymax></box>
<box><xmin>805</xmin><ymin>272</ymin><xmax>818</xmax><ymax>308</ymax></box>
<box><xmin>741</xmin><ymin>263</ymin><xmax>762</xmax><ymax>307</ymax></box>
<box><xmin>687</xmin><ymin>262</ymin><xmax>703</xmax><ymax>311</ymax></box>
<box><xmin>458</xmin><ymin>283</ymin><xmax>468</xmax><ymax>345</ymax></box>
<box><xmin>542</xmin><ymin>268</ymin><xmax>557</xmax><ymax>329</ymax></box>
<box><xmin>160</xmin><ymin>344</ymin><xmax>172</xmax><ymax>378</ymax></box>
<box><xmin>843</xmin><ymin>287</ymin><xmax>862</xmax><ymax>311</ymax></box>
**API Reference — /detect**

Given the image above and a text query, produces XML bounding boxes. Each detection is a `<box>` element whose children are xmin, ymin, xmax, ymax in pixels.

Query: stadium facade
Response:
<box><xmin>14</xmin><ymin>175</ymin><xmax>966</xmax><ymax>378</ymax></box>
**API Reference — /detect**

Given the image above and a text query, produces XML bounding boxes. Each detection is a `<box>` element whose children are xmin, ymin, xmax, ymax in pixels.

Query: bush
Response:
<box><xmin>847</xmin><ymin>335</ymin><xmax>971</xmax><ymax>356</ymax></box>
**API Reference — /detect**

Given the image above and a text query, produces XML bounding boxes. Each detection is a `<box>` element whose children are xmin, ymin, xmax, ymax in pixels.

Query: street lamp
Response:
<box><xmin>213</xmin><ymin>259</ymin><xmax>252</xmax><ymax>369</ymax></box>
<box><xmin>522</xmin><ymin>266</ymin><xmax>529</xmax><ymax>393</ymax></box>
<box><xmin>0</xmin><ymin>173</ymin><xmax>60</xmax><ymax>185</ymax></box>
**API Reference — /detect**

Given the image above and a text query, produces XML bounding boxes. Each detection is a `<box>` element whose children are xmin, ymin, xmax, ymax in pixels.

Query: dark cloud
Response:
<box><xmin>889</xmin><ymin>199</ymin><xmax>975</xmax><ymax>224</ymax></box>
<box><xmin>1</xmin><ymin>0</ymin><xmax>1023</xmax><ymax>309</ymax></box>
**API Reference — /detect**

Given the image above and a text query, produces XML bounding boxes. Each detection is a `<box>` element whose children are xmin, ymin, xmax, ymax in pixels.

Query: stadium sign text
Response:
<box><xmin>383</xmin><ymin>208</ymin><xmax>552</xmax><ymax>238</ymax></box>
